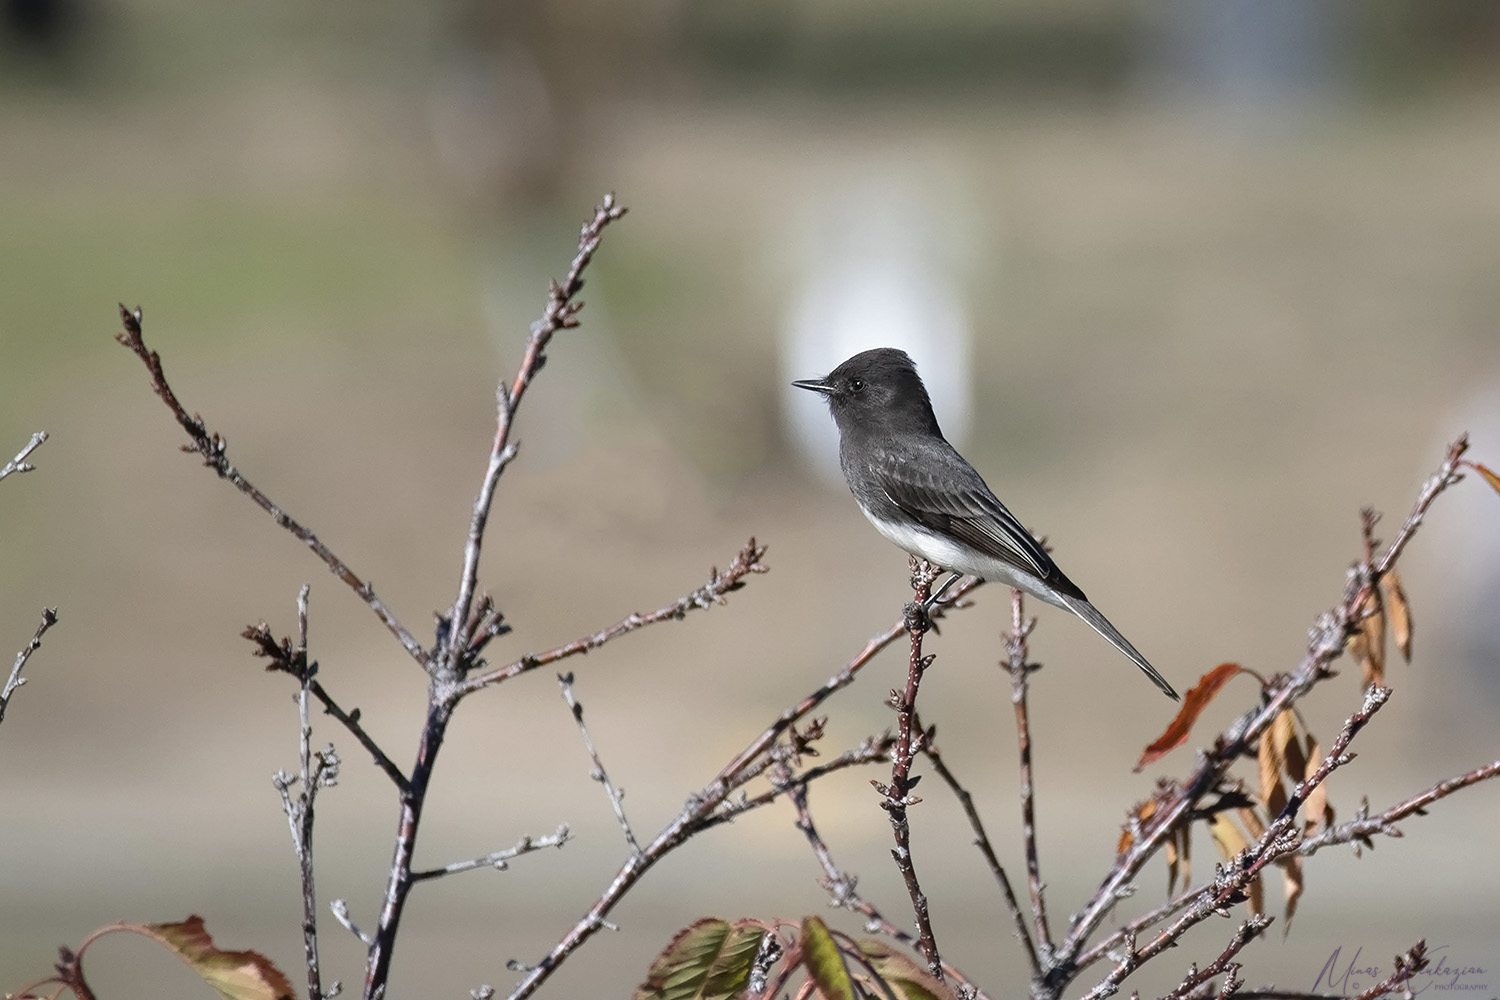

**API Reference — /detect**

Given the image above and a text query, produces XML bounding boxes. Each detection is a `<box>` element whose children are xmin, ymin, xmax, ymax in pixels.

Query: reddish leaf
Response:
<box><xmin>1135</xmin><ymin>664</ymin><xmax>1246</xmax><ymax>771</ymax></box>
<box><xmin>142</xmin><ymin>917</ymin><xmax>294</xmax><ymax>1000</ymax></box>
<box><xmin>1473</xmin><ymin>462</ymin><xmax>1500</xmax><ymax>498</ymax></box>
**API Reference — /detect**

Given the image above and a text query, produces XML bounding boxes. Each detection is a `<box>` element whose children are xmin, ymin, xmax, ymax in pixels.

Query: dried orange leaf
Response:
<box><xmin>1277</xmin><ymin>853</ymin><xmax>1305</xmax><ymax>934</ymax></box>
<box><xmin>1135</xmin><ymin>663</ymin><xmax>1246</xmax><ymax>771</ymax></box>
<box><xmin>857</xmin><ymin>940</ymin><xmax>959</xmax><ymax>1000</ymax></box>
<box><xmin>801</xmin><ymin>916</ymin><xmax>856</xmax><ymax>1000</ymax></box>
<box><xmin>1349</xmin><ymin>590</ymin><xmax>1387</xmax><ymax>689</ymax></box>
<box><xmin>1118</xmin><ymin>799</ymin><xmax>1158</xmax><ymax>854</ymax></box>
<box><xmin>1474</xmin><ymin>462</ymin><xmax>1500</xmax><ymax>498</ymax></box>
<box><xmin>1207</xmin><ymin>816</ymin><xmax>1263</xmax><ymax>917</ymax></box>
<box><xmin>1303</xmin><ymin>735</ymin><xmax>1331</xmax><ymax>836</ymax></box>
<box><xmin>635</xmin><ymin>918</ymin><xmax>767</xmax><ymax>1000</ymax></box>
<box><xmin>1381</xmin><ymin>569</ymin><xmax>1414</xmax><ymax>662</ymax></box>
<box><xmin>1258</xmin><ymin>710</ymin><xmax>1295</xmax><ymax>820</ymax></box>
<box><xmin>142</xmin><ymin>917</ymin><xmax>294</xmax><ymax>1000</ymax></box>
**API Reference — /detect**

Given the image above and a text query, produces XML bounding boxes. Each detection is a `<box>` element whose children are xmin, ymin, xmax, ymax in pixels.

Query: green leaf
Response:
<box><xmin>857</xmin><ymin>941</ymin><xmax>958</xmax><ymax>1000</ymax></box>
<box><xmin>635</xmin><ymin>918</ymin><xmax>767</xmax><ymax>1000</ymax></box>
<box><xmin>801</xmin><ymin>916</ymin><xmax>856</xmax><ymax>1000</ymax></box>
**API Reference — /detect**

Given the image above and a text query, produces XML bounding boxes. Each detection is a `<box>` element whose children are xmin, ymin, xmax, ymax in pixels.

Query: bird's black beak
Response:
<box><xmin>792</xmin><ymin>378</ymin><xmax>834</xmax><ymax>395</ymax></box>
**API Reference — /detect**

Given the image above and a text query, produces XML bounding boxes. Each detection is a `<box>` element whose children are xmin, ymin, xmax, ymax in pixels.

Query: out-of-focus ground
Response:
<box><xmin>3</xmin><ymin>2</ymin><xmax>1500</xmax><ymax>997</ymax></box>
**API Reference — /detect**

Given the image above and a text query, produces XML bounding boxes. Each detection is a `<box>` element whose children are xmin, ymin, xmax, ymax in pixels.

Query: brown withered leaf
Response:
<box><xmin>1277</xmin><ymin>853</ymin><xmax>1305</xmax><ymax>934</ymax></box>
<box><xmin>1381</xmin><ymin>568</ymin><xmax>1414</xmax><ymax>662</ymax></box>
<box><xmin>1207</xmin><ymin>815</ymin><xmax>1264</xmax><ymax>916</ymax></box>
<box><xmin>857</xmin><ymin>940</ymin><xmax>960</xmax><ymax>1000</ymax></box>
<box><xmin>1302</xmin><ymin>734</ymin><xmax>1333</xmax><ymax>836</ymax></box>
<box><xmin>1473</xmin><ymin>462</ymin><xmax>1500</xmax><ymax>498</ymax></box>
<box><xmin>1258</xmin><ymin>710</ymin><xmax>1296</xmax><ymax>820</ymax></box>
<box><xmin>1348</xmin><ymin>590</ymin><xmax>1387</xmax><ymax>689</ymax></box>
<box><xmin>1118</xmin><ymin>798</ymin><xmax>1158</xmax><ymax>854</ymax></box>
<box><xmin>1135</xmin><ymin>663</ymin><xmax>1246</xmax><ymax>772</ymax></box>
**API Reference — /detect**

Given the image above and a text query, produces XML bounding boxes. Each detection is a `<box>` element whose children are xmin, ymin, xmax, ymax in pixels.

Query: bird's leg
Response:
<box><xmin>923</xmin><ymin>572</ymin><xmax>964</xmax><ymax>611</ymax></box>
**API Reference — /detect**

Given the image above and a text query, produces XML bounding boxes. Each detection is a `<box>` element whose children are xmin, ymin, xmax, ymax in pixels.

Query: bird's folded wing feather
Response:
<box><xmin>873</xmin><ymin>447</ymin><xmax>1065</xmax><ymax>586</ymax></box>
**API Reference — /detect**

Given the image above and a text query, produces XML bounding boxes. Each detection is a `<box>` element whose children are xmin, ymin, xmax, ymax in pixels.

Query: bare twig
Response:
<box><xmin>504</xmin><ymin>587</ymin><xmax>984</xmax><ymax>1000</ymax></box>
<box><xmin>446</xmin><ymin>195</ymin><xmax>628</xmax><ymax>667</ymax></box>
<box><xmin>788</xmin><ymin>784</ymin><xmax>991</xmax><ymax>1000</ymax></box>
<box><xmin>272</xmin><ymin>585</ymin><xmax>333</xmax><ymax>1000</ymax></box>
<box><xmin>331</xmin><ymin>899</ymin><xmax>373</xmax><ymax>947</ymax></box>
<box><xmin>410</xmin><ymin>826</ymin><xmax>572</xmax><ymax>881</ymax></box>
<box><xmin>1299</xmin><ymin>760</ymin><xmax>1500</xmax><ymax>858</ymax></box>
<box><xmin>874</xmin><ymin>557</ymin><xmax>944</xmax><ymax>976</ymax></box>
<box><xmin>0</xmin><ymin>431</ymin><xmax>47</xmax><ymax>483</ymax></box>
<box><xmin>1050</xmin><ymin>436</ymin><xmax>1472</xmax><ymax>989</ymax></box>
<box><xmin>1</xmin><ymin>608</ymin><xmax>58</xmax><ymax>729</ymax></box>
<box><xmin>1002</xmin><ymin>589</ymin><xmax>1051</xmax><ymax>963</ymax></box>
<box><xmin>243</xmin><ymin>622</ymin><xmax>410</xmax><ymax>792</ymax></box>
<box><xmin>461</xmin><ymin>539</ymin><xmax>768</xmax><ymax>693</ymax></box>
<box><xmin>1350</xmin><ymin>941</ymin><xmax>1428</xmax><ymax>1000</ymax></box>
<box><xmin>1157</xmin><ymin>915</ymin><xmax>1273</xmax><ymax>1000</ymax></box>
<box><xmin>116</xmin><ymin>306</ymin><xmax>429</xmax><ymax>668</ymax></box>
<box><xmin>558</xmin><ymin>672</ymin><xmax>640</xmax><ymax>854</ymax></box>
<box><xmin>917</xmin><ymin>711</ymin><xmax>1038</xmax><ymax>978</ymax></box>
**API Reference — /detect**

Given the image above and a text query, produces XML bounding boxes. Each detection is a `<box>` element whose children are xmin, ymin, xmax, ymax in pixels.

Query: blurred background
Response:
<box><xmin>4</xmin><ymin>1</ymin><xmax>1500</xmax><ymax>996</ymax></box>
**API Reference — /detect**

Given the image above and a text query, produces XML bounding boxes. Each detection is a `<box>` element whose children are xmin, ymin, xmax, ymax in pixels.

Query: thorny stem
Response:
<box><xmin>115</xmin><ymin>306</ymin><xmax>429</xmax><ymax>668</ymax></box>
<box><xmin>880</xmin><ymin>558</ymin><xmax>943</xmax><ymax>977</ymax></box>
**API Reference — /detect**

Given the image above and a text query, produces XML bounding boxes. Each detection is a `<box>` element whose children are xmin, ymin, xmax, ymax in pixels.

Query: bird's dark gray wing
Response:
<box><xmin>871</xmin><ymin>443</ymin><xmax>1088</xmax><ymax>601</ymax></box>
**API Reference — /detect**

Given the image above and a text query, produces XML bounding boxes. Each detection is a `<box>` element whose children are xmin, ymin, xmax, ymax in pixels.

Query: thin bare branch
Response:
<box><xmin>1002</xmin><ymin>588</ymin><xmax>1051</xmax><ymax>962</ymax></box>
<box><xmin>788</xmin><ymin>784</ymin><xmax>992</xmax><ymax>1000</ymax></box>
<box><xmin>875</xmin><ymin>557</ymin><xmax>944</xmax><ymax>977</ymax></box>
<box><xmin>558</xmin><ymin>672</ymin><xmax>640</xmax><ymax>855</ymax></box>
<box><xmin>1</xmin><ymin>608</ymin><xmax>58</xmax><ymax>729</ymax></box>
<box><xmin>918</xmin><ymin>711</ymin><xmax>1038</xmax><ymax>978</ymax></box>
<box><xmin>504</xmin><ymin>587</ymin><xmax>984</xmax><ymax>1000</ymax></box>
<box><xmin>1299</xmin><ymin>759</ymin><xmax>1500</xmax><ymax>858</ymax></box>
<box><xmin>243</xmin><ymin>622</ymin><xmax>410</xmax><ymax>792</ymax></box>
<box><xmin>447</xmin><ymin>195</ymin><xmax>628</xmax><ymax>664</ymax></box>
<box><xmin>462</xmin><ymin>538</ymin><xmax>768</xmax><ymax>693</ymax></box>
<box><xmin>0</xmin><ymin>431</ymin><xmax>47</xmax><ymax>483</ymax></box>
<box><xmin>115</xmin><ymin>306</ymin><xmax>429</xmax><ymax>668</ymax></box>
<box><xmin>410</xmin><ymin>826</ymin><xmax>572</xmax><ymax>882</ymax></box>
<box><xmin>1051</xmin><ymin>436</ymin><xmax>1472</xmax><ymax>984</ymax></box>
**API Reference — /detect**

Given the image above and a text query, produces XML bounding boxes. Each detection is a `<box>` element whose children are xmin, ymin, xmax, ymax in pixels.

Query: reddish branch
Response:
<box><xmin>874</xmin><ymin>558</ymin><xmax>944</xmax><ymax>977</ymax></box>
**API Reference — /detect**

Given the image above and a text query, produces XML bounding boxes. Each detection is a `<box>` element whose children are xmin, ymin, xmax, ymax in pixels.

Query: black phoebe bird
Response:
<box><xmin>794</xmin><ymin>347</ymin><xmax>1178</xmax><ymax>700</ymax></box>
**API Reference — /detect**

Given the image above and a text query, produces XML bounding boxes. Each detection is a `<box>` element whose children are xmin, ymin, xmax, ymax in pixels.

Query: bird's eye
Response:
<box><xmin>849</xmin><ymin>378</ymin><xmax>864</xmax><ymax>393</ymax></box>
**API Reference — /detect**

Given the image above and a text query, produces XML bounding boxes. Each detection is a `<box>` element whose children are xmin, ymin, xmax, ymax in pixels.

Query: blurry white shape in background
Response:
<box><xmin>781</xmin><ymin>171</ymin><xmax>976</xmax><ymax>489</ymax></box>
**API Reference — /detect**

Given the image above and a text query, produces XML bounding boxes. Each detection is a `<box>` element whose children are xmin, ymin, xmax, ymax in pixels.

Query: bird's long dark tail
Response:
<box><xmin>1055</xmin><ymin>592</ymin><xmax>1179</xmax><ymax>700</ymax></box>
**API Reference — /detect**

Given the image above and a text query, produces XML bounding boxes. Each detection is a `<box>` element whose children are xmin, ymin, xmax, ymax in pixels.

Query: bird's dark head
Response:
<box><xmin>792</xmin><ymin>347</ymin><xmax>941</xmax><ymax>436</ymax></box>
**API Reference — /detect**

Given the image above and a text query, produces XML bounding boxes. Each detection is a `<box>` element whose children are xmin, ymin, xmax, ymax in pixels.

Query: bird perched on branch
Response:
<box><xmin>794</xmin><ymin>347</ymin><xmax>1177</xmax><ymax>700</ymax></box>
